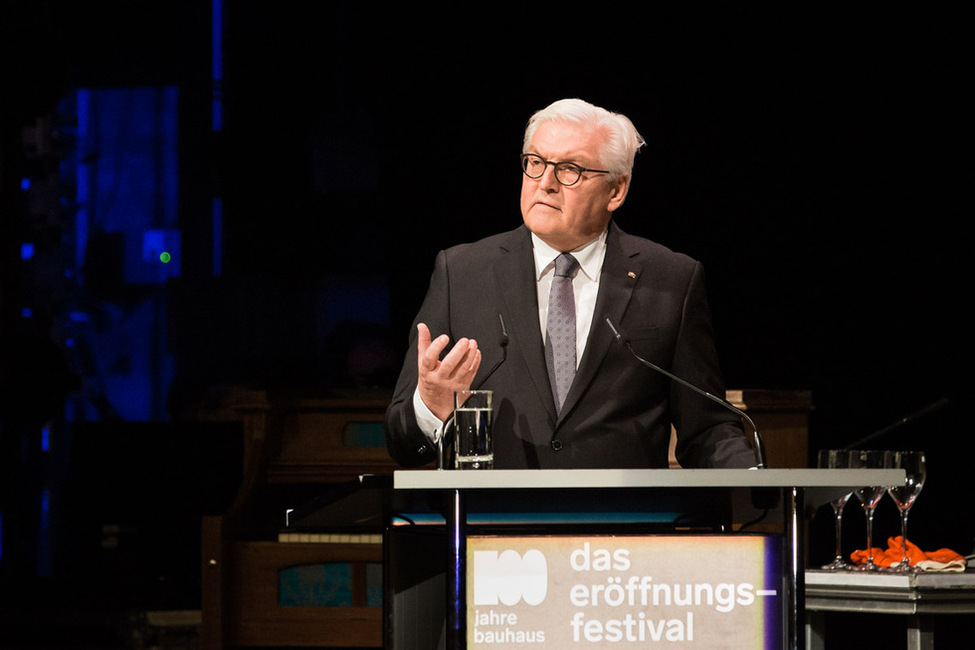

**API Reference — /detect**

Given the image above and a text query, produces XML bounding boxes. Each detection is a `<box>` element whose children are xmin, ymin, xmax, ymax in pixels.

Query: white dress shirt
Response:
<box><xmin>531</xmin><ymin>230</ymin><xmax>607</xmax><ymax>363</ymax></box>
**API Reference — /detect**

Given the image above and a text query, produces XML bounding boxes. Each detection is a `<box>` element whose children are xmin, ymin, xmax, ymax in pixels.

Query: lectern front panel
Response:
<box><xmin>467</xmin><ymin>534</ymin><xmax>784</xmax><ymax>649</ymax></box>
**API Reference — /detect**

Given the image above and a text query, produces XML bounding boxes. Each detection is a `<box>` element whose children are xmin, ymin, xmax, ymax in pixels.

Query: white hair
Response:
<box><xmin>522</xmin><ymin>98</ymin><xmax>646</xmax><ymax>179</ymax></box>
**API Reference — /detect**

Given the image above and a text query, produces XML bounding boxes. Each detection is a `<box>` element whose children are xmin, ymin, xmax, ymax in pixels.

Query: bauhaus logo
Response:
<box><xmin>472</xmin><ymin>549</ymin><xmax>548</xmax><ymax>606</ymax></box>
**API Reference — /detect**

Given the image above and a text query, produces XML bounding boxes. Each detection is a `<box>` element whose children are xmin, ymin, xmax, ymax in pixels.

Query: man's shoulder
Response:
<box><xmin>611</xmin><ymin>223</ymin><xmax>699</xmax><ymax>269</ymax></box>
<box><xmin>443</xmin><ymin>224</ymin><xmax>528</xmax><ymax>257</ymax></box>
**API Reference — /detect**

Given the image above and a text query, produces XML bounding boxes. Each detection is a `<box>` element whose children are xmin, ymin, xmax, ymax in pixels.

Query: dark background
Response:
<box><xmin>0</xmin><ymin>2</ymin><xmax>969</xmax><ymax>647</ymax></box>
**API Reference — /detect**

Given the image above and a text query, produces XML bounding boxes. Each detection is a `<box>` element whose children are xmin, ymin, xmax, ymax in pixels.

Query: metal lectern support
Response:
<box><xmin>446</xmin><ymin>488</ymin><xmax>465</xmax><ymax>650</ymax></box>
<box><xmin>788</xmin><ymin>486</ymin><xmax>806</xmax><ymax>650</ymax></box>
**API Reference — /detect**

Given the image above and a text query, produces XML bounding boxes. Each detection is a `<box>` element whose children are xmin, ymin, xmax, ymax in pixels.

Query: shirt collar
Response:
<box><xmin>531</xmin><ymin>228</ymin><xmax>607</xmax><ymax>282</ymax></box>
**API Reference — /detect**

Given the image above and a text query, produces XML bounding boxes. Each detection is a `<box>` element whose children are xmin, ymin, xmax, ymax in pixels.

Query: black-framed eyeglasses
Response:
<box><xmin>520</xmin><ymin>153</ymin><xmax>610</xmax><ymax>187</ymax></box>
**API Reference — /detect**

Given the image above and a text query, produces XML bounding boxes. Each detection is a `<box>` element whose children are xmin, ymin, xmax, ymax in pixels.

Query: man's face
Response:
<box><xmin>520</xmin><ymin>120</ymin><xmax>629</xmax><ymax>252</ymax></box>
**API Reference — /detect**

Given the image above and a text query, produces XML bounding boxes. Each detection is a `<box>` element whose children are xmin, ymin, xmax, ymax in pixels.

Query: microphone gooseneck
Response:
<box><xmin>471</xmin><ymin>313</ymin><xmax>509</xmax><ymax>390</ymax></box>
<box><xmin>605</xmin><ymin>317</ymin><xmax>768</xmax><ymax>469</ymax></box>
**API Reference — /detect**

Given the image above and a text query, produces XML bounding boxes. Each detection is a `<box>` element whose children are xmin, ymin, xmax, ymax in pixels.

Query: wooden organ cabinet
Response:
<box><xmin>199</xmin><ymin>387</ymin><xmax>399</xmax><ymax>649</ymax></box>
<box><xmin>198</xmin><ymin>387</ymin><xmax>812</xmax><ymax>649</ymax></box>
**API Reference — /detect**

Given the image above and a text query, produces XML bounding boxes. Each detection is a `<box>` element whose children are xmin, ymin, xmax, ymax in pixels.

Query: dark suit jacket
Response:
<box><xmin>384</xmin><ymin>222</ymin><xmax>756</xmax><ymax>469</ymax></box>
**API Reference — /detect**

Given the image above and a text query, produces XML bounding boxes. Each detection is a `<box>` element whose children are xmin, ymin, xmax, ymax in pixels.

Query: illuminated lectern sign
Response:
<box><xmin>467</xmin><ymin>535</ymin><xmax>783</xmax><ymax>648</ymax></box>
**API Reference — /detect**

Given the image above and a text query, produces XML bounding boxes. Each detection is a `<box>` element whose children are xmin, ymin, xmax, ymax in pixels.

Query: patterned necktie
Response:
<box><xmin>545</xmin><ymin>253</ymin><xmax>580</xmax><ymax>413</ymax></box>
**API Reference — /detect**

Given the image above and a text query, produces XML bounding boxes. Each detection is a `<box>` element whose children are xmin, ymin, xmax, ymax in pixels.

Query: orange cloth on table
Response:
<box><xmin>850</xmin><ymin>536</ymin><xmax>967</xmax><ymax>571</ymax></box>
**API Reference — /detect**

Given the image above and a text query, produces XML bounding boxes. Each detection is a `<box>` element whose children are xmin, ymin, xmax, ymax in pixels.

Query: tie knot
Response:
<box><xmin>554</xmin><ymin>253</ymin><xmax>579</xmax><ymax>278</ymax></box>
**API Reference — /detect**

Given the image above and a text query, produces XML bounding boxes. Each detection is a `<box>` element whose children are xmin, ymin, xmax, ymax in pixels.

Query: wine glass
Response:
<box><xmin>884</xmin><ymin>450</ymin><xmax>927</xmax><ymax>572</ymax></box>
<box><xmin>848</xmin><ymin>450</ymin><xmax>886</xmax><ymax>571</ymax></box>
<box><xmin>818</xmin><ymin>449</ymin><xmax>854</xmax><ymax>570</ymax></box>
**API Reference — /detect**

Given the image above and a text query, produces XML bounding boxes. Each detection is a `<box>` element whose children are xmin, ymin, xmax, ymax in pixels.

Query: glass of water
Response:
<box><xmin>453</xmin><ymin>390</ymin><xmax>493</xmax><ymax>469</ymax></box>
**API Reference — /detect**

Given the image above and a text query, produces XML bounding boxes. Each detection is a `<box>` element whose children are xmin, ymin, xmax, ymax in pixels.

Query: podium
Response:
<box><xmin>386</xmin><ymin>468</ymin><xmax>902</xmax><ymax>650</ymax></box>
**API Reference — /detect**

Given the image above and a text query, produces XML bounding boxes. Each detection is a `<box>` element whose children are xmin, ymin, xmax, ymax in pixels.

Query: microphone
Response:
<box><xmin>439</xmin><ymin>313</ymin><xmax>509</xmax><ymax>469</ymax></box>
<box><xmin>605</xmin><ymin>317</ymin><xmax>768</xmax><ymax>469</ymax></box>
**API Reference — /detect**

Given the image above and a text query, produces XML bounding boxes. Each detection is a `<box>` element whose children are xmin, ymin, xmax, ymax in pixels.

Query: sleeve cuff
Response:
<box><xmin>413</xmin><ymin>387</ymin><xmax>444</xmax><ymax>444</ymax></box>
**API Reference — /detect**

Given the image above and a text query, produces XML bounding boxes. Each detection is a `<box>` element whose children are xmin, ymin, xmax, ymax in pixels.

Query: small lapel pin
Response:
<box><xmin>627</xmin><ymin>271</ymin><xmax>636</xmax><ymax>278</ymax></box>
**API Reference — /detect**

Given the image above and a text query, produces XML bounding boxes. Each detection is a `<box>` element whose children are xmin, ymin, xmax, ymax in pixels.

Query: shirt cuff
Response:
<box><xmin>413</xmin><ymin>387</ymin><xmax>444</xmax><ymax>444</ymax></box>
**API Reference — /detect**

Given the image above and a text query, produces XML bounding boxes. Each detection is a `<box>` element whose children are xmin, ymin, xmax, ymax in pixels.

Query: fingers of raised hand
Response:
<box><xmin>439</xmin><ymin>338</ymin><xmax>478</xmax><ymax>379</ymax></box>
<box><xmin>417</xmin><ymin>324</ymin><xmax>451</xmax><ymax>373</ymax></box>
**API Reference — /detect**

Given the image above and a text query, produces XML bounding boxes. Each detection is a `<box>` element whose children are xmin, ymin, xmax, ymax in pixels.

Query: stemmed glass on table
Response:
<box><xmin>884</xmin><ymin>450</ymin><xmax>927</xmax><ymax>572</ymax></box>
<box><xmin>848</xmin><ymin>450</ymin><xmax>887</xmax><ymax>571</ymax></box>
<box><xmin>818</xmin><ymin>450</ymin><xmax>854</xmax><ymax>570</ymax></box>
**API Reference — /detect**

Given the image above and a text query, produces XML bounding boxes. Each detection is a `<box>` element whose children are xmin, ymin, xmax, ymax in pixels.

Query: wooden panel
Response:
<box><xmin>269</xmin><ymin>397</ymin><xmax>403</xmax><ymax>483</ymax></box>
<box><xmin>226</xmin><ymin>541</ymin><xmax>383</xmax><ymax>648</ymax></box>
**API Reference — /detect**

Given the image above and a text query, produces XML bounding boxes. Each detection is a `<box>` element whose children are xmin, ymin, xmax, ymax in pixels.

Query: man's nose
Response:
<box><xmin>538</xmin><ymin>164</ymin><xmax>561</xmax><ymax>190</ymax></box>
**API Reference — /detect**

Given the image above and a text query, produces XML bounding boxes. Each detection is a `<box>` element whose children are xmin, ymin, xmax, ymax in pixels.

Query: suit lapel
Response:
<box><xmin>492</xmin><ymin>227</ymin><xmax>559</xmax><ymax>424</ymax></box>
<box><xmin>558</xmin><ymin>222</ymin><xmax>641</xmax><ymax>423</ymax></box>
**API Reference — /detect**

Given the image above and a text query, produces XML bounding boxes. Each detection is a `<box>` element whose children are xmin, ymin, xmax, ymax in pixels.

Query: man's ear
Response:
<box><xmin>607</xmin><ymin>174</ymin><xmax>630</xmax><ymax>213</ymax></box>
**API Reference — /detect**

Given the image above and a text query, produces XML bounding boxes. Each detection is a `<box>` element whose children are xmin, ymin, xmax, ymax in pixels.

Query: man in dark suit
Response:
<box><xmin>384</xmin><ymin>98</ymin><xmax>756</xmax><ymax>470</ymax></box>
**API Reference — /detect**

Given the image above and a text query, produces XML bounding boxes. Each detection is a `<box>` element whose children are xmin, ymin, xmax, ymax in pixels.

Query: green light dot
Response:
<box><xmin>159</xmin><ymin>252</ymin><xmax>171</xmax><ymax>263</ymax></box>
